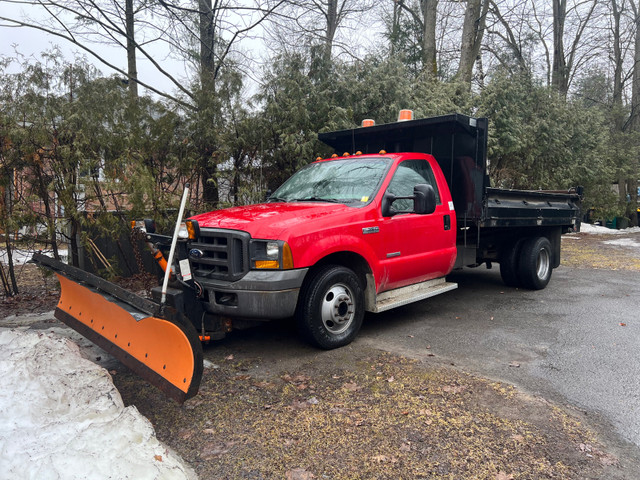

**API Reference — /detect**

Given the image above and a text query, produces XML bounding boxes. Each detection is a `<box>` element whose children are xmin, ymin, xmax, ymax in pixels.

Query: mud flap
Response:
<box><xmin>32</xmin><ymin>253</ymin><xmax>203</xmax><ymax>403</ymax></box>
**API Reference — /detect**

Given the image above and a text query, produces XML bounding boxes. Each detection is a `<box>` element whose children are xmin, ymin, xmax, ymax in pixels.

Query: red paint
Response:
<box><xmin>191</xmin><ymin>153</ymin><xmax>457</xmax><ymax>294</ymax></box>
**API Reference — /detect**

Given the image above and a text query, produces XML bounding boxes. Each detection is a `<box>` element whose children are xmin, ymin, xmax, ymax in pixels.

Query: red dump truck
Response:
<box><xmin>33</xmin><ymin>113</ymin><xmax>581</xmax><ymax>402</ymax></box>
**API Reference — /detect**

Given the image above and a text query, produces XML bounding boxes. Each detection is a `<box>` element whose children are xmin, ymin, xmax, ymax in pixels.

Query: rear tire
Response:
<box><xmin>297</xmin><ymin>265</ymin><xmax>364</xmax><ymax>349</ymax></box>
<box><xmin>518</xmin><ymin>236</ymin><xmax>553</xmax><ymax>290</ymax></box>
<box><xmin>499</xmin><ymin>239</ymin><xmax>524</xmax><ymax>287</ymax></box>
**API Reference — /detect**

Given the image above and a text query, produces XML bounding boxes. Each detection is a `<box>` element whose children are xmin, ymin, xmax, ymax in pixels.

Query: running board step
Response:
<box><xmin>370</xmin><ymin>277</ymin><xmax>458</xmax><ymax>313</ymax></box>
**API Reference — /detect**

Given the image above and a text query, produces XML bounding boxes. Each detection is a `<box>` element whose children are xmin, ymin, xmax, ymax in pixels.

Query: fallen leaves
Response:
<box><xmin>495</xmin><ymin>472</ymin><xmax>513</xmax><ymax>480</ymax></box>
<box><xmin>370</xmin><ymin>454</ymin><xmax>398</xmax><ymax>464</ymax></box>
<box><xmin>342</xmin><ymin>381</ymin><xmax>362</xmax><ymax>392</ymax></box>
<box><xmin>442</xmin><ymin>384</ymin><xmax>467</xmax><ymax>394</ymax></box>
<box><xmin>200</xmin><ymin>441</ymin><xmax>236</xmax><ymax>460</ymax></box>
<box><xmin>285</xmin><ymin>468</ymin><xmax>315</xmax><ymax>480</ymax></box>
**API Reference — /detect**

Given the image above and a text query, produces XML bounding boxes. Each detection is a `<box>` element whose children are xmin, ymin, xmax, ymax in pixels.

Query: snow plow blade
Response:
<box><xmin>32</xmin><ymin>252</ymin><xmax>203</xmax><ymax>403</ymax></box>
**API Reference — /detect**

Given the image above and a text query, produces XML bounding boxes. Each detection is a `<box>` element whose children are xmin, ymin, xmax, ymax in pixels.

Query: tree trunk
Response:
<box><xmin>457</xmin><ymin>0</ymin><xmax>488</xmax><ymax>87</ymax></box>
<box><xmin>629</xmin><ymin>0</ymin><xmax>640</xmax><ymax>226</ymax></box>
<box><xmin>552</xmin><ymin>0</ymin><xmax>568</xmax><ymax>97</ymax></box>
<box><xmin>125</xmin><ymin>0</ymin><xmax>139</xmax><ymax>99</ymax></box>
<box><xmin>421</xmin><ymin>0</ymin><xmax>437</xmax><ymax>77</ymax></box>
<box><xmin>325</xmin><ymin>0</ymin><xmax>338</xmax><ymax>64</ymax></box>
<box><xmin>198</xmin><ymin>0</ymin><xmax>219</xmax><ymax>207</ymax></box>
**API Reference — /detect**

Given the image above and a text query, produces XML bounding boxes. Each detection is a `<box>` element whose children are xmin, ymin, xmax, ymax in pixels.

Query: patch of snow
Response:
<box><xmin>603</xmin><ymin>238</ymin><xmax>640</xmax><ymax>248</ymax></box>
<box><xmin>579</xmin><ymin>223</ymin><xmax>640</xmax><ymax>235</ymax></box>
<box><xmin>0</xmin><ymin>329</ymin><xmax>196</xmax><ymax>480</ymax></box>
<box><xmin>0</xmin><ymin>248</ymin><xmax>68</xmax><ymax>266</ymax></box>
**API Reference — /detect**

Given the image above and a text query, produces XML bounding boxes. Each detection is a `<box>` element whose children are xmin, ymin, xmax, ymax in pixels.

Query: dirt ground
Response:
<box><xmin>2</xmin><ymin>229</ymin><xmax>640</xmax><ymax>479</ymax></box>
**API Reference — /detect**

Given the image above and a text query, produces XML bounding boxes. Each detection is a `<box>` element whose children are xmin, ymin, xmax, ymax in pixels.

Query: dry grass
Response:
<box><xmin>114</xmin><ymin>352</ymin><xmax>618</xmax><ymax>480</ymax></box>
<box><xmin>561</xmin><ymin>233</ymin><xmax>640</xmax><ymax>271</ymax></box>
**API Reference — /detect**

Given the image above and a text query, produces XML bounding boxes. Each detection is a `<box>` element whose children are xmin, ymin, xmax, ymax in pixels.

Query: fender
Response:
<box><xmin>289</xmin><ymin>229</ymin><xmax>384</xmax><ymax>289</ymax></box>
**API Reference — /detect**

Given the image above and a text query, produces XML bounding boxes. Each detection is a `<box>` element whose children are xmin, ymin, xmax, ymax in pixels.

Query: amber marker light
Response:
<box><xmin>361</xmin><ymin>119</ymin><xmax>375</xmax><ymax>127</ymax></box>
<box><xmin>185</xmin><ymin>220</ymin><xmax>199</xmax><ymax>240</ymax></box>
<box><xmin>398</xmin><ymin>109</ymin><xmax>413</xmax><ymax>121</ymax></box>
<box><xmin>255</xmin><ymin>260</ymin><xmax>279</xmax><ymax>269</ymax></box>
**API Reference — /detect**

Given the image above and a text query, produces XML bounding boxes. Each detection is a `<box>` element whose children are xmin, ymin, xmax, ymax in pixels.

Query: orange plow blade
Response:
<box><xmin>32</xmin><ymin>253</ymin><xmax>203</xmax><ymax>403</ymax></box>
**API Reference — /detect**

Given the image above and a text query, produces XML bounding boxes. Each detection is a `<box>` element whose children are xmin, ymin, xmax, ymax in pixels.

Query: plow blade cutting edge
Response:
<box><xmin>32</xmin><ymin>252</ymin><xmax>203</xmax><ymax>403</ymax></box>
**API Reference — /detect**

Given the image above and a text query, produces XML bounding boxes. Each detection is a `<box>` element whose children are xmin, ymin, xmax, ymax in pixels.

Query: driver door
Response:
<box><xmin>378</xmin><ymin>158</ymin><xmax>454</xmax><ymax>291</ymax></box>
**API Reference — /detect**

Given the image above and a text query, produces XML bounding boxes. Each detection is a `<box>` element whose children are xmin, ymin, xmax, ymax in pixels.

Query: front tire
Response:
<box><xmin>518</xmin><ymin>236</ymin><xmax>553</xmax><ymax>290</ymax></box>
<box><xmin>297</xmin><ymin>265</ymin><xmax>364</xmax><ymax>349</ymax></box>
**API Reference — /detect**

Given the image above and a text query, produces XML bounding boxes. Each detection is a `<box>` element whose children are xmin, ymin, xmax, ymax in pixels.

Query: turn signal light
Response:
<box><xmin>185</xmin><ymin>220</ymin><xmax>199</xmax><ymax>240</ymax></box>
<box><xmin>255</xmin><ymin>260</ymin><xmax>279</xmax><ymax>269</ymax></box>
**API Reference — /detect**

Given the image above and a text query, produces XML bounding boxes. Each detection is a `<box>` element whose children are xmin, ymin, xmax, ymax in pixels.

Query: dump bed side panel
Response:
<box><xmin>481</xmin><ymin>187</ymin><xmax>581</xmax><ymax>229</ymax></box>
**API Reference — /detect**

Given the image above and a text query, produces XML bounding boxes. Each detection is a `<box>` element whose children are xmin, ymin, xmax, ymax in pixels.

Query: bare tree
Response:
<box><xmin>456</xmin><ymin>0</ymin><xmax>489</xmax><ymax>86</ymax></box>
<box><xmin>552</xmin><ymin>0</ymin><xmax>600</xmax><ymax>97</ymax></box>
<box><xmin>264</xmin><ymin>0</ymin><xmax>378</xmax><ymax>65</ymax></box>
<box><xmin>393</xmin><ymin>0</ymin><xmax>438</xmax><ymax>77</ymax></box>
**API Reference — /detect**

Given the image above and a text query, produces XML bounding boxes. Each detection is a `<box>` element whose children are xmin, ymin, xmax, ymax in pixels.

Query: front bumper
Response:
<box><xmin>197</xmin><ymin>268</ymin><xmax>309</xmax><ymax>319</ymax></box>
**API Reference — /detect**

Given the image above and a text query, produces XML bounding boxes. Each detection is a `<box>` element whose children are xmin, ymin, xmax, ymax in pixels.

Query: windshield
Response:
<box><xmin>270</xmin><ymin>157</ymin><xmax>391</xmax><ymax>205</ymax></box>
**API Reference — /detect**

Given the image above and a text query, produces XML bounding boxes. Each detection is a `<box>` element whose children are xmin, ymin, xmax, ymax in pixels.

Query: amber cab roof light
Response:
<box><xmin>361</xmin><ymin>119</ymin><xmax>375</xmax><ymax>127</ymax></box>
<box><xmin>398</xmin><ymin>109</ymin><xmax>413</xmax><ymax>122</ymax></box>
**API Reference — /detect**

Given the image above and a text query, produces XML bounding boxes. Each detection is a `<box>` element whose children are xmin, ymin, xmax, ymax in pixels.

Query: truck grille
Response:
<box><xmin>188</xmin><ymin>229</ymin><xmax>250</xmax><ymax>282</ymax></box>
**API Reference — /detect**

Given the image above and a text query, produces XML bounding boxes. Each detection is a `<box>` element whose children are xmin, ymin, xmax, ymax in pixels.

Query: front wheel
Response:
<box><xmin>297</xmin><ymin>265</ymin><xmax>364</xmax><ymax>349</ymax></box>
<box><xmin>518</xmin><ymin>236</ymin><xmax>553</xmax><ymax>290</ymax></box>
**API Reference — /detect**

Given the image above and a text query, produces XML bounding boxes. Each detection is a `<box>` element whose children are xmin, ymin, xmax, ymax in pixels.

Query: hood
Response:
<box><xmin>189</xmin><ymin>202</ymin><xmax>356</xmax><ymax>239</ymax></box>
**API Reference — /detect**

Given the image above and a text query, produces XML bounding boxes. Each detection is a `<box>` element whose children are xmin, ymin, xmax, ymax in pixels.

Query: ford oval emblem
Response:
<box><xmin>189</xmin><ymin>248</ymin><xmax>204</xmax><ymax>259</ymax></box>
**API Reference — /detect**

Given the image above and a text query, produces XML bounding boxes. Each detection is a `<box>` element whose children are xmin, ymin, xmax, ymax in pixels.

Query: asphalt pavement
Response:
<box><xmin>358</xmin><ymin>264</ymin><xmax>640</xmax><ymax>452</ymax></box>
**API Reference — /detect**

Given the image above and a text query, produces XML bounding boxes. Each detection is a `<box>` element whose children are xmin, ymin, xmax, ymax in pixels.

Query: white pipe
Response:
<box><xmin>161</xmin><ymin>183</ymin><xmax>190</xmax><ymax>305</ymax></box>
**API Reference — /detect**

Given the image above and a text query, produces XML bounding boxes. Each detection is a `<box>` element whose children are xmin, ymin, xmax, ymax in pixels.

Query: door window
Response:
<box><xmin>387</xmin><ymin>159</ymin><xmax>441</xmax><ymax>212</ymax></box>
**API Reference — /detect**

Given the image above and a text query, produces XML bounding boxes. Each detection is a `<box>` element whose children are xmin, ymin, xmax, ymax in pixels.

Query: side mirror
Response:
<box><xmin>413</xmin><ymin>184</ymin><xmax>436</xmax><ymax>214</ymax></box>
<box><xmin>381</xmin><ymin>191</ymin><xmax>396</xmax><ymax>217</ymax></box>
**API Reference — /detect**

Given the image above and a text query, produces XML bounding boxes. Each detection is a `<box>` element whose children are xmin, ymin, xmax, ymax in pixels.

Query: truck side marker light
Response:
<box><xmin>282</xmin><ymin>242</ymin><xmax>294</xmax><ymax>269</ymax></box>
<box><xmin>343</xmin><ymin>152</ymin><xmax>350</xmax><ymax>156</ymax></box>
<box><xmin>355</xmin><ymin>151</ymin><xmax>362</xmax><ymax>155</ymax></box>
<box><xmin>316</xmin><ymin>157</ymin><xmax>322</xmax><ymax>161</ymax></box>
<box><xmin>379</xmin><ymin>150</ymin><xmax>387</xmax><ymax>154</ymax></box>
<box><xmin>331</xmin><ymin>154</ymin><xmax>338</xmax><ymax>158</ymax></box>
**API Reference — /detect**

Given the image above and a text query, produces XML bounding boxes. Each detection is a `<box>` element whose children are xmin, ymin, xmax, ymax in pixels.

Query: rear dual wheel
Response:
<box><xmin>297</xmin><ymin>265</ymin><xmax>364</xmax><ymax>349</ymax></box>
<box><xmin>499</xmin><ymin>236</ymin><xmax>552</xmax><ymax>290</ymax></box>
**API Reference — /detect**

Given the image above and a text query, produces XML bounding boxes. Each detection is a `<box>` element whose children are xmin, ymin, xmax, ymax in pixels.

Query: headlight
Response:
<box><xmin>177</xmin><ymin>222</ymin><xmax>189</xmax><ymax>239</ymax></box>
<box><xmin>177</xmin><ymin>220</ymin><xmax>199</xmax><ymax>240</ymax></box>
<box><xmin>266</xmin><ymin>241</ymin><xmax>279</xmax><ymax>258</ymax></box>
<box><xmin>250</xmin><ymin>240</ymin><xmax>294</xmax><ymax>270</ymax></box>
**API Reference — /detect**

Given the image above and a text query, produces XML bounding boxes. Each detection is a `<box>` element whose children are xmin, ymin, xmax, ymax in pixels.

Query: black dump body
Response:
<box><xmin>319</xmin><ymin>113</ymin><xmax>581</xmax><ymax>266</ymax></box>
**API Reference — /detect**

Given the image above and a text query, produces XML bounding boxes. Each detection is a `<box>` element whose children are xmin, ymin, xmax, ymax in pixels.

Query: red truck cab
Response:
<box><xmin>187</xmin><ymin>151</ymin><xmax>459</xmax><ymax>349</ymax></box>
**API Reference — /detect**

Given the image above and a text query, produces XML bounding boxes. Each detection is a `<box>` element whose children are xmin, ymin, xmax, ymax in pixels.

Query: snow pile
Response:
<box><xmin>0</xmin><ymin>248</ymin><xmax>68</xmax><ymax>266</ymax></box>
<box><xmin>579</xmin><ymin>223</ymin><xmax>640</xmax><ymax>235</ymax></box>
<box><xmin>0</xmin><ymin>329</ymin><xmax>195</xmax><ymax>480</ymax></box>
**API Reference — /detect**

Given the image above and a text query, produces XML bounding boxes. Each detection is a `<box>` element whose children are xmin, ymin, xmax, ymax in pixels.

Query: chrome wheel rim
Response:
<box><xmin>320</xmin><ymin>283</ymin><xmax>355</xmax><ymax>335</ymax></box>
<box><xmin>537</xmin><ymin>248</ymin><xmax>550</xmax><ymax>280</ymax></box>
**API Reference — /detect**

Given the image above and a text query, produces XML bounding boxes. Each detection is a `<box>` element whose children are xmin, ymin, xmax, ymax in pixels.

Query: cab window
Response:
<box><xmin>387</xmin><ymin>159</ymin><xmax>441</xmax><ymax>211</ymax></box>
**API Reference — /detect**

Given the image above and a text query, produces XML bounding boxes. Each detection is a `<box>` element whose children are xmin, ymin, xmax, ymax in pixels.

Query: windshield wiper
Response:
<box><xmin>267</xmin><ymin>196</ymin><xmax>289</xmax><ymax>203</ymax></box>
<box><xmin>290</xmin><ymin>197</ymin><xmax>344</xmax><ymax>203</ymax></box>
